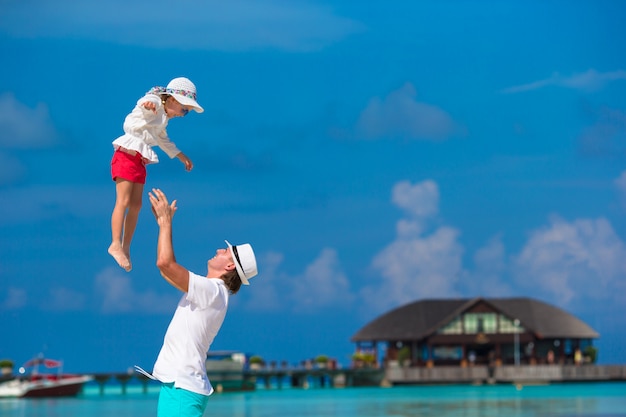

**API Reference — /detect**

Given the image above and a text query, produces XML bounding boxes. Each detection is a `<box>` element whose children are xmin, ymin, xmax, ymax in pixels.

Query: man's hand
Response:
<box><xmin>148</xmin><ymin>188</ymin><xmax>190</xmax><ymax>292</ymax></box>
<box><xmin>149</xmin><ymin>188</ymin><xmax>177</xmax><ymax>224</ymax></box>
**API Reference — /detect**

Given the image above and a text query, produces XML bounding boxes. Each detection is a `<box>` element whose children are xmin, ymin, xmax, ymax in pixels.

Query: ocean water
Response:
<box><xmin>1</xmin><ymin>382</ymin><xmax>625</xmax><ymax>417</ymax></box>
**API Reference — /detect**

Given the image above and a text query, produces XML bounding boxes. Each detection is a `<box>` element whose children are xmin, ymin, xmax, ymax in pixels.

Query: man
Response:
<box><xmin>146</xmin><ymin>188</ymin><xmax>258</xmax><ymax>417</ymax></box>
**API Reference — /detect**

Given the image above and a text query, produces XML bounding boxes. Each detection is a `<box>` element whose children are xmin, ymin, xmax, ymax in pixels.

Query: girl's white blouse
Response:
<box><xmin>111</xmin><ymin>93</ymin><xmax>181</xmax><ymax>164</ymax></box>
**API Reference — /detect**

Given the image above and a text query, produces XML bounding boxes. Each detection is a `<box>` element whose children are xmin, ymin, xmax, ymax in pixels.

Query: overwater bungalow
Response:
<box><xmin>352</xmin><ymin>297</ymin><xmax>598</xmax><ymax>368</ymax></box>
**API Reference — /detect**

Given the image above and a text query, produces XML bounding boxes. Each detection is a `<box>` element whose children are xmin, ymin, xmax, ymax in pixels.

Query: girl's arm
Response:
<box><xmin>155</xmin><ymin>130</ymin><xmax>182</xmax><ymax>159</ymax></box>
<box><xmin>176</xmin><ymin>152</ymin><xmax>193</xmax><ymax>172</ymax></box>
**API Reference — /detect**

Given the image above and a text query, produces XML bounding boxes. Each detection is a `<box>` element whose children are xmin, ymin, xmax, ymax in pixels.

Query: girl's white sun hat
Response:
<box><xmin>165</xmin><ymin>77</ymin><xmax>204</xmax><ymax>113</ymax></box>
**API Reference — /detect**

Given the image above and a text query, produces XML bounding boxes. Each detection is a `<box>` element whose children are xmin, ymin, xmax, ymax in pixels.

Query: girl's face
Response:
<box><xmin>164</xmin><ymin>96</ymin><xmax>191</xmax><ymax>118</ymax></box>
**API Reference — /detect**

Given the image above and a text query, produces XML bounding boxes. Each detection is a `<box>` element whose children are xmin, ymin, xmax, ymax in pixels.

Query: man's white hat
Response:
<box><xmin>165</xmin><ymin>77</ymin><xmax>204</xmax><ymax>113</ymax></box>
<box><xmin>225</xmin><ymin>240</ymin><xmax>258</xmax><ymax>285</ymax></box>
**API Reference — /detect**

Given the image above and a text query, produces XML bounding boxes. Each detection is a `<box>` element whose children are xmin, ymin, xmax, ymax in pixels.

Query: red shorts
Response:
<box><xmin>111</xmin><ymin>149</ymin><xmax>147</xmax><ymax>184</ymax></box>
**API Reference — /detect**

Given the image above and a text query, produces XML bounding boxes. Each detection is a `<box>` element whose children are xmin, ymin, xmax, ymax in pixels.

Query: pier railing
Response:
<box><xmin>386</xmin><ymin>364</ymin><xmax>626</xmax><ymax>385</ymax></box>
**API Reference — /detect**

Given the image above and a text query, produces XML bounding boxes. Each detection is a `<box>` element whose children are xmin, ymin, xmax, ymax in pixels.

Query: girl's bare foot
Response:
<box><xmin>123</xmin><ymin>248</ymin><xmax>132</xmax><ymax>272</ymax></box>
<box><xmin>108</xmin><ymin>243</ymin><xmax>132</xmax><ymax>272</ymax></box>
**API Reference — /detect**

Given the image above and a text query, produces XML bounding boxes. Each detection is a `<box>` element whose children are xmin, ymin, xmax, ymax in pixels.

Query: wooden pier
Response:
<box><xmin>244</xmin><ymin>367</ymin><xmax>385</xmax><ymax>389</ymax></box>
<box><xmin>88</xmin><ymin>364</ymin><xmax>626</xmax><ymax>394</ymax></box>
<box><xmin>89</xmin><ymin>367</ymin><xmax>385</xmax><ymax>394</ymax></box>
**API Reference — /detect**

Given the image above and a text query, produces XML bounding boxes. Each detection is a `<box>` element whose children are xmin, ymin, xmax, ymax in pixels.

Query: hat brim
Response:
<box><xmin>171</xmin><ymin>93</ymin><xmax>204</xmax><ymax>113</ymax></box>
<box><xmin>225</xmin><ymin>240</ymin><xmax>249</xmax><ymax>285</ymax></box>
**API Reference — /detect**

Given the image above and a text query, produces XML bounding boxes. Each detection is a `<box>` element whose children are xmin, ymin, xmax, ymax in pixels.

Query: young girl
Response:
<box><xmin>108</xmin><ymin>77</ymin><xmax>203</xmax><ymax>272</ymax></box>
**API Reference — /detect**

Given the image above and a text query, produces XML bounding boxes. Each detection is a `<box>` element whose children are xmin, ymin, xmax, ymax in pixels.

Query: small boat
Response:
<box><xmin>0</xmin><ymin>356</ymin><xmax>93</xmax><ymax>398</ymax></box>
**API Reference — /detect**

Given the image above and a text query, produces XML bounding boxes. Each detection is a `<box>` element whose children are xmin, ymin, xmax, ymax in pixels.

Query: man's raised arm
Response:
<box><xmin>148</xmin><ymin>188</ymin><xmax>190</xmax><ymax>292</ymax></box>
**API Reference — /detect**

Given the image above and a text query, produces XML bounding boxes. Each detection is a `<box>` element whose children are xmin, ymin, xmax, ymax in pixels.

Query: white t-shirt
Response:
<box><xmin>152</xmin><ymin>272</ymin><xmax>229</xmax><ymax>396</ymax></box>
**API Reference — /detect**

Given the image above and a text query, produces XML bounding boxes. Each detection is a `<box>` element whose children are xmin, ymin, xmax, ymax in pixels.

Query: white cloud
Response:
<box><xmin>0</xmin><ymin>93</ymin><xmax>59</xmax><ymax>149</ymax></box>
<box><xmin>513</xmin><ymin>216</ymin><xmax>626</xmax><ymax>305</ymax></box>
<box><xmin>363</xmin><ymin>179</ymin><xmax>463</xmax><ymax>312</ymax></box>
<box><xmin>1</xmin><ymin>287</ymin><xmax>27</xmax><ymax>310</ymax></box>
<box><xmin>356</xmin><ymin>83</ymin><xmax>458</xmax><ymax>140</ymax></box>
<box><xmin>361</xmin><ymin>177</ymin><xmax>626</xmax><ymax>313</ymax></box>
<box><xmin>0</xmin><ymin>0</ymin><xmax>363</xmax><ymax>52</ymax></box>
<box><xmin>392</xmin><ymin>179</ymin><xmax>439</xmax><ymax>219</ymax></box>
<box><xmin>244</xmin><ymin>249</ymin><xmax>354</xmax><ymax>313</ymax></box>
<box><xmin>474</xmin><ymin>235</ymin><xmax>505</xmax><ymax>271</ymax></box>
<box><xmin>365</xmin><ymin>226</ymin><xmax>463</xmax><ymax>311</ymax></box>
<box><xmin>42</xmin><ymin>287</ymin><xmax>86</xmax><ymax>311</ymax></box>
<box><xmin>501</xmin><ymin>69</ymin><xmax>626</xmax><ymax>93</ymax></box>
<box><xmin>94</xmin><ymin>267</ymin><xmax>179</xmax><ymax>314</ymax></box>
<box><xmin>242</xmin><ymin>251</ymin><xmax>284</xmax><ymax>311</ymax></box>
<box><xmin>466</xmin><ymin>235</ymin><xmax>512</xmax><ymax>297</ymax></box>
<box><xmin>91</xmin><ymin>245</ymin><xmax>350</xmax><ymax>316</ymax></box>
<box><xmin>290</xmin><ymin>248</ymin><xmax>353</xmax><ymax>311</ymax></box>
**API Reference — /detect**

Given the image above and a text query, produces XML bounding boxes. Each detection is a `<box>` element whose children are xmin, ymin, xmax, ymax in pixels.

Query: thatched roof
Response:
<box><xmin>351</xmin><ymin>297</ymin><xmax>599</xmax><ymax>342</ymax></box>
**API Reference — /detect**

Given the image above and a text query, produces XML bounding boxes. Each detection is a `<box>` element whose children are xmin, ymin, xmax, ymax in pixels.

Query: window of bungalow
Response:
<box><xmin>499</xmin><ymin>315</ymin><xmax>524</xmax><ymax>333</ymax></box>
<box><xmin>464</xmin><ymin>313</ymin><xmax>497</xmax><ymax>334</ymax></box>
<box><xmin>438</xmin><ymin>316</ymin><xmax>462</xmax><ymax>334</ymax></box>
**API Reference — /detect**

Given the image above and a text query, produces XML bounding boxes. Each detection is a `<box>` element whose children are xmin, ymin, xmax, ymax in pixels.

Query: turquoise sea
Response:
<box><xmin>1</xmin><ymin>382</ymin><xmax>625</xmax><ymax>417</ymax></box>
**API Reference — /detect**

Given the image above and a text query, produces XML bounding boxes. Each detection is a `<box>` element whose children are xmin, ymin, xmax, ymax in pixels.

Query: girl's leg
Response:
<box><xmin>109</xmin><ymin>179</ymin><xmax>133</xmax><ymax>271</ymax></box>
<box><xmin>121</xmin><ymin>182</ymin><xmax>144</xmax><ymax>269</ymax></box>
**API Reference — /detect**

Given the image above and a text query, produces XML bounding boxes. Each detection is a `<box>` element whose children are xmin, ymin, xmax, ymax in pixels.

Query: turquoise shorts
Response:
<box><xmin>157</xmin><ymin>383</ymin><xmax>209</xmax><ymax>417</ymax></box>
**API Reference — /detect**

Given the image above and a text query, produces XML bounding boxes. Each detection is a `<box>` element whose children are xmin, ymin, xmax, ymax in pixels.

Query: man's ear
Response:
<box><xmin>225</xmin><ymin>262</ymin><xmax>236</xmax><ymax>272</ymax></box>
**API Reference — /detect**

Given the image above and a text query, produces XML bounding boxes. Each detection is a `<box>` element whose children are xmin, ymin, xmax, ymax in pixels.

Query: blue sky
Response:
<box><xmin>1</xmin><ymin>1</ymin><xmax>625</xmax><ymax>373</ymax></box>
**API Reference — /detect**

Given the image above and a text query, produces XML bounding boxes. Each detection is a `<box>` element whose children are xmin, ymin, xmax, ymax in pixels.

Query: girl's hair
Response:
<box><xmin>221</xmin><ymin>269</ymin><xmax>242</xmax><ymax>294</ymax></box>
